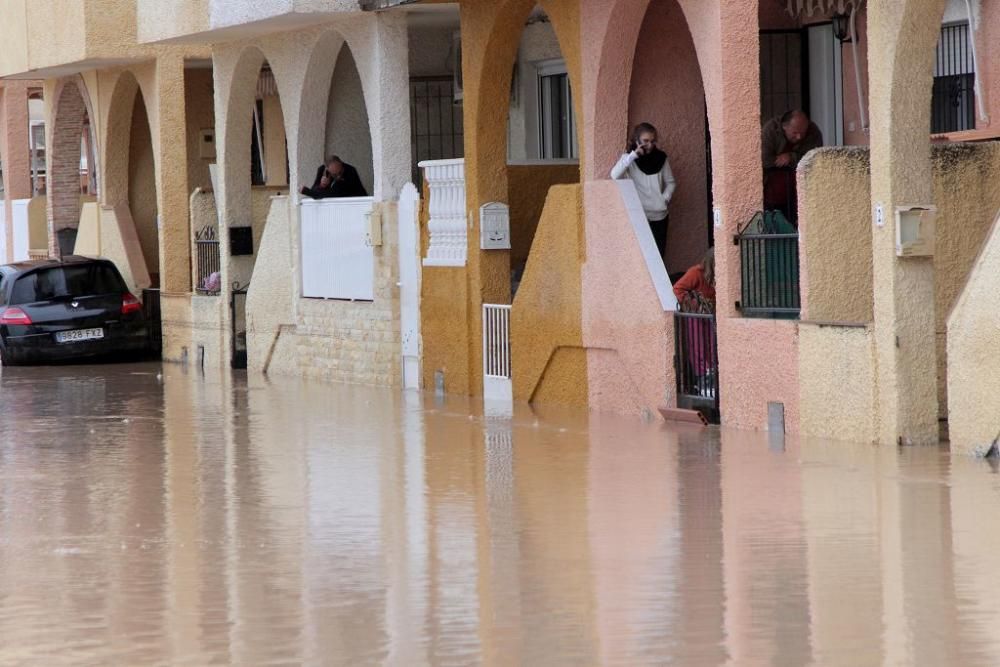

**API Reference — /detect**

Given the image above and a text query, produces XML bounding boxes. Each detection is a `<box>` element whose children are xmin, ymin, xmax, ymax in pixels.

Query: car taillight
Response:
<box><xmin>122</xmin><ymin>293</ymin><xmax>142</xmax><ymax>315</ymax></box>
<box><xmin>0</xmin><ymin>307</ymin><xmax>32</xmax><ymax>326</ymax></box>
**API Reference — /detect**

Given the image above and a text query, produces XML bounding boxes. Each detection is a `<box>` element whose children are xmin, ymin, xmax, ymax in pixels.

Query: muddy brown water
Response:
<box><xmin>0</xmin><ymin>362</ymin><xmax>996</xmax><ymax>665</ymax></box>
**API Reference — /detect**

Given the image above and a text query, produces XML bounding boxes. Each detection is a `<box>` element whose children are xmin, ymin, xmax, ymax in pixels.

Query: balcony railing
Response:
<box><xmin>736</xmin><ymin>212</ymin><xmax>800</xmax><ymax>318</ymax></box>
<box><xmin>194</xmin><ymin>226</ymin><xmax>221</xmax><ymax>295</ymax></box>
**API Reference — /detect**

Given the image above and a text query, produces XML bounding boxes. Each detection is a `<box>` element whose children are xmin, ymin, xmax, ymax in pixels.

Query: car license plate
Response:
<box><xmin>55</xmin><ymin>328</ymin><xmax>104</xmax><ymax>343</ymax></box>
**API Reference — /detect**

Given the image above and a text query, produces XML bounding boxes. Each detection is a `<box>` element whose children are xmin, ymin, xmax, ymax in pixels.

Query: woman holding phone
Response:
<box><xmin>610</xmin><ymin>122</ymin><xmax>677</xmax><ymax>264</ymax></box>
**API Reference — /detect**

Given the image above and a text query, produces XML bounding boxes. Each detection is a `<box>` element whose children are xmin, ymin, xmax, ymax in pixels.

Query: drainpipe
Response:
<box><xmin>964</xmin><ymin>0</ymin><xmax>990</xmax><ymax>124</ymax></box>
<box><xmin>850</xmin><ymin>5</ymin><xmax>869</xmax><ymax>134</ymax></box>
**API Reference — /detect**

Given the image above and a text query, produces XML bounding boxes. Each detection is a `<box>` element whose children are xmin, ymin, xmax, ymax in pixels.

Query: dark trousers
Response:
<box><xmin>649</xmin><ymin>215</ymin><xmax>669</xmax><ymax>262</ymax></box>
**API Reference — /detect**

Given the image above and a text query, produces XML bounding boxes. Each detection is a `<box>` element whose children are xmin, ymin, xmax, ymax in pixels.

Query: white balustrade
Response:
<box><xmin>418</xmin><ymin>158</ymin><xmax>467</xmax><ymax>267</ymax></box>
<box><xmin>300</xmin><ymin>197</ymin><xmax>375</xmax><ymax>301</ymax></box>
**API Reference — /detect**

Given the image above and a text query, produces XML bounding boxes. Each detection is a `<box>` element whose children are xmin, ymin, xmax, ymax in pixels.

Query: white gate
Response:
<box><xmin>300</xmin><ymin>197</ymin><xmax>375</xmax><ymax>300</ymax></box>
<box><xmin>398</xmin><ymin>183</ymin><xmax>422</xmax><ymax>390</ymax></box>
<box><xmin>482</xmin><ymin>304</ymin><xmax>513</xmax><ymax>403</ymax></box>
<box><xmin>11</xmin><ymin>199</ymin><xmax>30</xmax><ymax>262</ymax></box>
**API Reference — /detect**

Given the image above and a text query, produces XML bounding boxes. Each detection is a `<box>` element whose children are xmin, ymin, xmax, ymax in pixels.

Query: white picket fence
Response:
<box><xmin>482</xmin><ymin>304</ymin><xmax>512</xmax><ymax>402</ymax></box>
<box><xmin>300</xmin><ymin>197</ymin><xmax>375</xmax><ymax>301</ymax></box>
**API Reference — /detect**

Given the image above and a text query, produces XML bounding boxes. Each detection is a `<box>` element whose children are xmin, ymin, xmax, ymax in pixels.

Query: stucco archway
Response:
<box><xmin>296</xmin><ymin>29</ymin><xmax>375</xmax><ymax>198</ymax></box>
<box><xmin>104</xmin><ymin>71</ymin><xmax>160</xmax><ymax>284</ymax></box>
<box><xmin>627</xmin><ymin>0</ymin><xmax>709</xmax><ymax>274</ymax></box>
<box><xmin>47</xmin><ymin>77</ymin><xmax>98</xmax><ymax>257</ymax></box>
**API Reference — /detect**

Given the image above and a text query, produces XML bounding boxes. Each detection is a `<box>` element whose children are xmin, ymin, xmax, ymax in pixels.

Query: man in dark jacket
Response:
<box><xmin>761</xmin><ymin>110</ymin><xmax>822</xmax><ymax>225</ymax></box>
<box><xmin>300</xmin><ymin>155</ymin><xmax>368</xmax><ymax>199</ymax></box>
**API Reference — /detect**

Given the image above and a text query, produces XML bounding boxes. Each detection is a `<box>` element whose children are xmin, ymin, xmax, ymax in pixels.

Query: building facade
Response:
<box><xmin>0</xmin><ymin>0</ymin><xmax>997</xmax><ymax>454</ymax></box>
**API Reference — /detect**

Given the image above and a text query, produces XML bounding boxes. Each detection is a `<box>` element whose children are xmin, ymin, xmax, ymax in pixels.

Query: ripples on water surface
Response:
<box><xmin>0</xmin><ymin>363</ymin><xmax>997</xmax><ymax>665</ymax></box>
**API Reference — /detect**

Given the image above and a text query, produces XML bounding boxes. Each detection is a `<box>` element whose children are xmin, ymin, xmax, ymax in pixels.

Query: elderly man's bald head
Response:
<box><xmin>781</xmin><ymin>110</ymin><xmax>811</xmax><ymax>144</ymax></box>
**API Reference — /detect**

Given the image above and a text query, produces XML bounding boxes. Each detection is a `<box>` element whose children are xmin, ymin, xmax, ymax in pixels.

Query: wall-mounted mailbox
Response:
<box><xmin>480</xmin><ymin>202</ymin><xmax>510</xmax><ymax>250</ymax></box>
<box><xmin>895</xmin><ymin>205</ymin><xmax>936</xmax><ymax>257</ymax></box>
<box><xmin>366</xmin><ymin>207</ymin><xmax>383</xmax><ymax>247</ymax></box>
<box><xmin>230</xmin><ymin>226</ymin><xmax>254</xmax><ymax>256</ymax></box>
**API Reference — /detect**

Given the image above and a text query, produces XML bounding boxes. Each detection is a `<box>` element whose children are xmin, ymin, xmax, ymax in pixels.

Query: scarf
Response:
<box><xmin>635</xmin><ymin>148</ymin><xmax>667</xmax><ymax>175</ymax></box>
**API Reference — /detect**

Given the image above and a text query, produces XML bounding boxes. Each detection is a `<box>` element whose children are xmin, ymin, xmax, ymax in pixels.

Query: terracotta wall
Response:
<box><xmin>511</xmin><ymin>184</ymin><xmax>585</xmax><ymax>406</ymax></box>
<box><xmin>507</xmin><ymin>163</ymin><xmax>579</xmax><ymax>272</ymax></box>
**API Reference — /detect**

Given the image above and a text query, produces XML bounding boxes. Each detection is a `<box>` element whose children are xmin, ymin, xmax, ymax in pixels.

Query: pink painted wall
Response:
<box><xmin>582</xmin><ymin>180</ymin><xmax>674</xmax><ymax>418</ymax></box>
<box><xmin>628</xmin><ymin>0</ymin><xmax>708</xmax><ymax>274</ymax></box>
<box><xmin>840</xmin><ymin>10</ymin><xmax>870</xmax><ymax>146</ymax></box>
<box><xmin>718</xmin><ymin>318</ymin><xmax>800</xmax><ymax>433</ymax></box>
<box><xmin>977</xmin><ymin>2</ymin><xmax>1000</xmax><ymax>132</ymax></box>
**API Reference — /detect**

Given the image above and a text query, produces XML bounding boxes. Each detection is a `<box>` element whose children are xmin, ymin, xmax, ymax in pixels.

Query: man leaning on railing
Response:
<box><xmin>761</xmin><ymin>110</ymin><xmax>823</xmax><ymax>225</ymax></box>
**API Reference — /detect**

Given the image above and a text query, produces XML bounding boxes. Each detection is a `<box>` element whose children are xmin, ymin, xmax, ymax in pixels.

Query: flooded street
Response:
<box><xmin>0</xmin><ymin>363</ymin><xmax>998</xmax><ymax>665</ymax></box>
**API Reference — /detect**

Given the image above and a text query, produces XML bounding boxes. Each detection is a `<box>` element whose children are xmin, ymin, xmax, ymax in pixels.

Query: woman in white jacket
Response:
<box><xmin>610</xmin><ymin>122</ymin><xmax>677</xmax><ymax>263</ymax></box>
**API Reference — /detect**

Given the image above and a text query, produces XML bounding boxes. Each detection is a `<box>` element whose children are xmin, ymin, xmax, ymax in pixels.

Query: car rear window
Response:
<box><xmin>9</xmin><ymin>264</ymin><xmax>126</xmax><ymax>305</ymax></box>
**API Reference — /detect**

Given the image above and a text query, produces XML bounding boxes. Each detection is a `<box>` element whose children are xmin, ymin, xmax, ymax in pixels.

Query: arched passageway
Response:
<box><xmin>48</xmin><ymin>79</ymin><xmax>97</xmax><ymax>257</ymax></box>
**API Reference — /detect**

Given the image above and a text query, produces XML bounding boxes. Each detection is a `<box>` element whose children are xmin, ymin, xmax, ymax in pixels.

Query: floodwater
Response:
<box><xmin>0</xmin><ymin>364</ymin><xmax>998</xmax><ymax>665</ymax></box>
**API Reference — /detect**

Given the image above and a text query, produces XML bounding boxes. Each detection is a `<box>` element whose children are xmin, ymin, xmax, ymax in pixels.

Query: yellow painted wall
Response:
<box><xmin>419</xmin><ymin>0</ymin><xmax>582</xmax><ymax>397</ymax></box>
<box><xmin>263</xmin><ymin>95</ymin><xmax>288</xmax><ymax>188</ymax></box>
<box><xmin>511</xmin><ymin>184</ymin><xmax>586</xmax><ymax>405</ymax></box>
<box><xmin>798</xmin><ymin>148</ymin><xmax>872</xmax><ymax>323</ymax></box>
<box><xmin>932</xmin><ymin>143</ymin><xmax>1000</xmax><ymax>419</ymax></box>
<box><xmin>508</xmin><ymin>163</ymin><xmax>579</xmax><ymax>271</ymax></box>
<box><xmin>797</xmin><ymin>143</ymin><xmax>1000</xmax><ymax>440</ymax></box>
<box><xmin>137</xmin><ymin>0</ymin><xmax>208</xmax><ymax>44</ymax></box>
<box><xmin>28</xmin><ymin>196</ymin><xmax>47</xmax><ymax>252</ymax></box>
<box><xmin>798</xmin><ymin>323</ymin><xmax>877</xmax><ymax>443</ymax></box>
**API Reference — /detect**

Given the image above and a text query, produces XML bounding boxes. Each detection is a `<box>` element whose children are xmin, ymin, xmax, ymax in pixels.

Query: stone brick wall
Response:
<box><xmin>290</xmin><ymin>202</ymin><xmax>402</xmax><ymax>386</ymax></box>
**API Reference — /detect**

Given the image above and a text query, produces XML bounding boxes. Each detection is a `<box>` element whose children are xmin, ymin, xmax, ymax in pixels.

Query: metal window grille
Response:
<box><xmin>410</xmin><ymin>77</ymin><xmax>464</xmax><ymax>186</ymax></box>
<box><xmin>932</xmin><ymin>22</ymin><xmax>975</xmax><ymax>134</ymax></box>
<box><xmin>673</xmin><ymin>310</ymin><xmax>720</xmax><ymax>424</ymax></box>
<box><xmin>759</xmin><ymin>30</ymin><xmax>806</xmax><ymax>124</ymax></box>
<box><xmin>736</xmin><ymin>212</ymin><xmax>801</xmax><ymax>318</ymax></box>
<box><xmin>194</xmin><ymin>226</ymin><xmax>221</xmax><ymax>295</ymax></box>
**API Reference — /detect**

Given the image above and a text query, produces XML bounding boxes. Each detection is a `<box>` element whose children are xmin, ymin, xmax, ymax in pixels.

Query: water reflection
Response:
<box><xmin>0</xmin><ymin>363</ymin><xmax>997</xmax><ymax>664</ymax></box>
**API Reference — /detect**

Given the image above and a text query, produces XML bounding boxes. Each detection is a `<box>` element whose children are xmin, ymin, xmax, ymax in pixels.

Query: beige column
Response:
<box><xmin>867</xmin><ymin>0</ymin><xmax>945</xmax><ymax>445</ymax></box>
<box><xmin>154</xmin><ymin>54</ymin><xmax>192</xmax><ymax>294</ymax></box>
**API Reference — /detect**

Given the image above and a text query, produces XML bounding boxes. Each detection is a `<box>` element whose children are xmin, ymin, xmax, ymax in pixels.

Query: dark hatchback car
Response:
<box><xmin>0</xmin><ymin>256</ymin><xmax>150</xmax><ymax>366</ymax></box>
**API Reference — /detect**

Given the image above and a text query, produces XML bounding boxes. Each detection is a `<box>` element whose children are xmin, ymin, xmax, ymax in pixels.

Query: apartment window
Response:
<box><xmin>536</xmin><ymin>60</ymin><xmax>578</xmax><ymax>160</ymax></box>
<box><xmin>251</xmin><ymin>99</ymin><xmax>265</xmax><ymax>186</ymax></box>
<box><xmin>932</xmin><ymin>22</ymin><xmax>975</xmax><ymax>134</ymax></box>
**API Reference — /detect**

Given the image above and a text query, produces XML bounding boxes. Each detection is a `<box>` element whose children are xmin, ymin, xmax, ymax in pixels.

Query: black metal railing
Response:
<box><xmin>736</xmin><ymin>212</ymin><xmax>800</xmax><ymax>318</ymax></box>
<box><xmin>932</xmin><ymin>22</ymin><xmax>975</xmax><ymax>134</ymax></box>
<box><xmin>674</xmin><ymin>309</ymin><xmax>720</xmax><ymax>424</ymax></box>
<box><xmin>194</xmin><ymin>226</ymin><xmax>221</xmax><ymax>295</ymax></box>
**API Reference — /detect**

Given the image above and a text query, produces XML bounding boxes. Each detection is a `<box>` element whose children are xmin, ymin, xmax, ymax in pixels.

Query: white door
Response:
<box><xmin>398</xmin><ymin>183</ymin><xmax>422</xmax><ymax>390</ymax></box>
<box><xmin>808</xmin><ymin>23</ymin><xmax>844</xmax><ymax>146</ymax></box>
